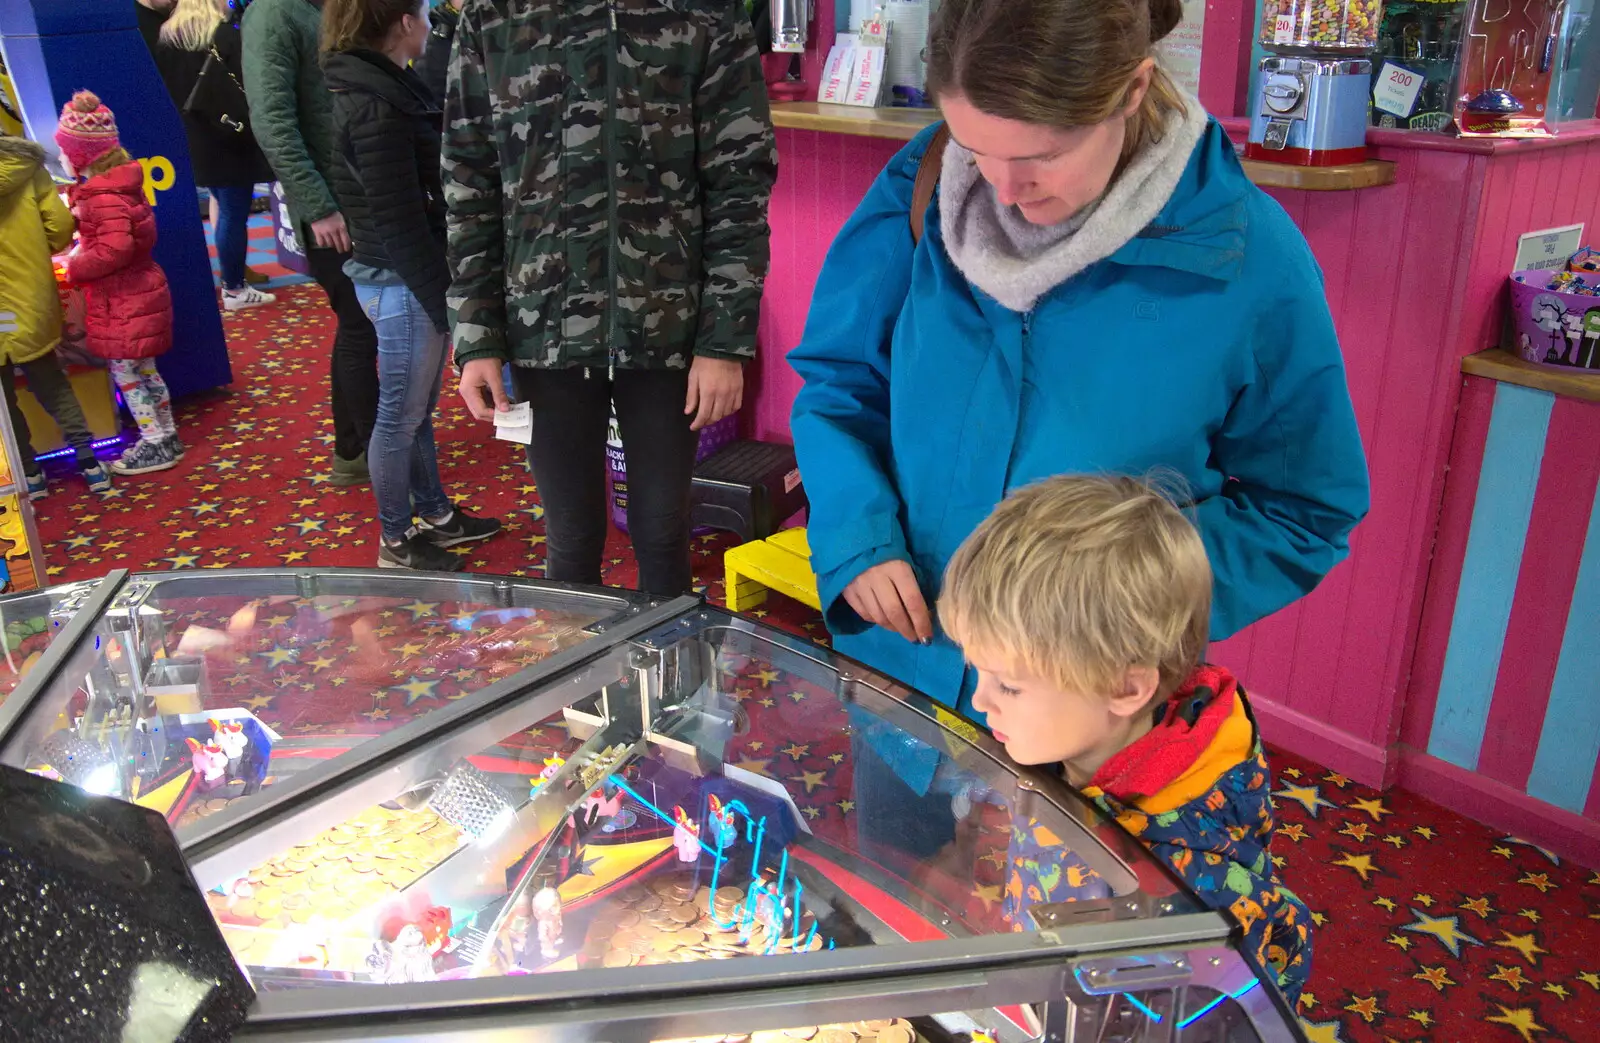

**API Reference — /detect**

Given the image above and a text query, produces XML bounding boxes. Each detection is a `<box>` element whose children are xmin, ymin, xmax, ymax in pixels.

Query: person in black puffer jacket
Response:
<box><xmin>410</xmin><ymin>1</ymin><xmax>458</xmax><ymax>113</ymax></box>
<box><xmin>322</xmin><ymin>0</ymin><xmax>501</xmax><ymax>571</ymax></box>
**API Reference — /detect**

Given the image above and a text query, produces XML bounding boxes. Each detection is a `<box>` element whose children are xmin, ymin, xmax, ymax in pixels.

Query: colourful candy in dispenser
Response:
<box><xmin>1260</xmin><ymin>0</ymin><xmax>1382</xmax><ymax>51</ymax></box>
<box><xmin>1569</xmin><ymin>247</ymin><xmax>1600</xmax><ymax>275</ymax></box>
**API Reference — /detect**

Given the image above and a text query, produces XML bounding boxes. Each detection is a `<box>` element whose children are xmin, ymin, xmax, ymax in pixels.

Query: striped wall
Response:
<box><xmin>1403</xmin><ymin>376</ymin><xmax>1600</xmax><ymax>864</ymax></box>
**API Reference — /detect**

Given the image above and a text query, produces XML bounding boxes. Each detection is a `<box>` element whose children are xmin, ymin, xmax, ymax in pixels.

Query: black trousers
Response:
<box><xmin>304</xmin><ymin>242</ymin><xmax>379</xmax><ymax>462</ymax></box>
<box><xmin>512</xmin><ymin>367</ymin><xmax>699</xmax><ymax>597</ymax></box>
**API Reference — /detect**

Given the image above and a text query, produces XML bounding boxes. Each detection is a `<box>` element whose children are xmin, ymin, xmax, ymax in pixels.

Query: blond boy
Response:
<box><xmin>941</xmin><ymin>474</ymin><xmax>1313</xmax><ymax>1006</ymax></box>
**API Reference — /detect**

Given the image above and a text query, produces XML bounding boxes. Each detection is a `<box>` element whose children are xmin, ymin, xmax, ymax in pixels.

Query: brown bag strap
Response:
<box><xmin>909</xmin><ymin>123</ymin><xmax>950</xmax><ymax>246</ymax></box>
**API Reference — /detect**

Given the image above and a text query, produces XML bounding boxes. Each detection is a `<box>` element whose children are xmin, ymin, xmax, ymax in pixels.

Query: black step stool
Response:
<box><xmin>691</xmin><ymin>440</ymin><xmax>806</xmax><ymax>543</ymax></box>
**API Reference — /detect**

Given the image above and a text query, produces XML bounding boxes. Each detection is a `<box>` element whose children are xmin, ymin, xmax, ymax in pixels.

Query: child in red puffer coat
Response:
<box><xmin>55</xmin><ymin>91</ymin><xmax>181</xmax><ymax>476</ymax></box>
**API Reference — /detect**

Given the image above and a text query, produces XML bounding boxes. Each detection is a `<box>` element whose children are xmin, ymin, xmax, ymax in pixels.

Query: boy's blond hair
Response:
<box><xmin>940</xmin><ymin>473</ymin><xmax>1211</xmax><ymax>702</ymax></box>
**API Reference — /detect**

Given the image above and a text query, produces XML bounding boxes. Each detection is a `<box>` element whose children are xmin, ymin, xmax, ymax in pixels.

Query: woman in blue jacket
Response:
<box><xmin>791</xmin><ymin>0</ymin><xmax>1370</xmax><ymax>726</ymax></box>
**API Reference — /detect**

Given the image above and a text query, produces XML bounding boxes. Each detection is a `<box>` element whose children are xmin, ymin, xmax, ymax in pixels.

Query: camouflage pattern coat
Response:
<box><xmin>443</xmin><ymin>0</ymin><xmax>778</xmax><ymax>372</ymax></box>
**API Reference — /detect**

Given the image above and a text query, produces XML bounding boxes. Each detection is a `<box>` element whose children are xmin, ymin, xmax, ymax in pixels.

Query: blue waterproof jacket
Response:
<box><xmin>790</xmin><ymin>120</ymin><xmax>1370</xmax><ymax>724</ymax></box>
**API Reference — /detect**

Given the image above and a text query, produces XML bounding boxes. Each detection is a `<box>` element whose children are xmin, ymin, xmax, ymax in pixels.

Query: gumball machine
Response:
<box><xmin>1249</xmin><ymin>1</ymin><xmax>1385</xmax><ymax>165</ymax></box>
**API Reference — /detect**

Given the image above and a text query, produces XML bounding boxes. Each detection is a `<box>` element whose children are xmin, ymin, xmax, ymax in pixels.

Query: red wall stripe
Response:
<box><xmin>1476</xmin><ymin>397</ymin><xmax>1600</xmax><ymax>789</ymax></box>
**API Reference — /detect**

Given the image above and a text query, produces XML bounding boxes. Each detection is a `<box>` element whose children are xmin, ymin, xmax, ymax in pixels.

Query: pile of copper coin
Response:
<box><xmin>580</xmin><ymin>875</ymin><xmax>917</xmax><ymax>1043</ymax></box>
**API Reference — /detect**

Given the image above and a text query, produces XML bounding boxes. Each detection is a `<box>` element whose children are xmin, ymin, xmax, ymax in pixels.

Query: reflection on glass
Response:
<box><xmin>198</xmin><ymin>619</ymin><xmax>1142</xmax><ymax>998</ymax></box>
<box><xmin>0</xmin><ymin>583</ymin><xmax>94</xmax><ymax>704</ymax></box>
<box><xmin>9</xmin><ymin>591</ymin><xmax>606</xmax><ymax>828</ymax></box>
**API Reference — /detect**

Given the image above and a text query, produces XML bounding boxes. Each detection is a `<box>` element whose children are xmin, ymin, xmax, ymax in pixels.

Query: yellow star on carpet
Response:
<box><xmin>1298</xmin><ymin>992</ymin><xmax>1316</xmax><ymax>1010</ymax></box>
<box><xmin>1542</xmin><ymin>983</ymin><xmax>1570</xmax><ymax>1000</ymax></box>
<box><xmin>1461</xmin><ymin>896</ymin><xmax>1495</xmax><ymax>918</ymax></box>
<box><xmin>749</xmin><ymin>668</ymin><xmax>780</xmax><ymax>687</ymax></box>
<box><xmin>1495</xmin><ymin>931</ymin><xmax>1547</xmax><ymax>965</ymax></box>
<box><xmin>1577</xmin><ymin>971</ymin><xmax>1600</xmax><ymax>990</ymax></box>
<box><xmin>1413</xmin><ymin>825</ymin><xmax>1436</xmax><ymax>840</ymax></box>
<box><xmin>1339</xmin><ymin>822</ymin><xmax>1373</xmax><ymax>842</ymax></box>
<box><xmin>788</xmin><ymin>769</ymin><xmax>828</xmax><ymax>795</ymax></box>
<box><xmin>778</xmin><ymin>743</ymin><xmax>811</xmax><ymax>760</ymax></box>
<box><xmin>307</xmin><ymin>656</ymin><xmax>336</xmax><ymax>672</ymax></box>
<box><xmin>395</xmin><ymin>641</ymin><xmax>426</xmax><ymax>660</ymax></box>
<box><xmin>1400</xmin><ymin>907</ymin><xmax>1483</xmax><ymax>957</ymax></box>
<box><xmin>399</xmin><ymin>600</ymin><xmax>439</xmax><ymax>620</ymax></box>
<box><xmin>1332</xmin><ymin>852</ymin><xmax>1378</xmax><ymax>881</ymax></box>
<box><xmin>731</xmin><ymin>758</ymin><xmax>773</xmax><ymax>778</ymax></box>
<box><xmin>1407</xmin><ymin>1010</ymin><xmax>1433</xmax><ymax>1028</ymax></box>
<box><xmin>1373</xmin><ymin>895</ymin><xmax>1398</xmax><ymax>913</ymax></box>
<box><xmin>835</xmin><ymin>799</ymin><xmax>855</xmax><ymax>814</ymax></box>
<box><xmin>163</xmin><ymin>554</ymin><xmax>199</xmax><ymax>569</ymax></box>
<box><xmin>1518</xmin><ymin>872</ymin><xmax>1556</xmax><ymax>893</ymax></box>
<box><xmin>1413</xmin><ymin>893</ymin><xmax>1435</xmax><ymax>907</ymax></box>
<box><xmin>1413</xmin><ymin>965</ymin><xmax>1455</xmax><ymax>991</ymax></box>
<box><xmin>800</xmin><ymin>805</ymin><xmax>820</xmax><ymax>820</ymax></box>
<box><xmin>1346</xmin><ymin>796</ymin><xmax>1392</xmax><ymax>821</ymax></box>
<box><xmin>1277</xmin><ymin>823</ymin><xmax>1309</xmax><ymax>843</ymax></box>
<box><xmin>1591</xmin><ymin>871</ymin><xmax>1600</xmax><ymax>886</ymax></box>
<box><xmin>1322</xmin><ymin>772</ymin><xmax>1351</xmax><ymax>787</ymax></box>
<box><xmin>1274</xmin><ymin>783</ymin><xmax>1338</xmax><ymax>817</ymax></box>
<box><xmin>257</xmin><ymin>645</ymin><xmax>298</xmax><ymax>669</ymax></box>
<box><xmin>972</xmin><ymin>883</ymin><xmax>1001</xmax><ymax>910</ymax></box>
<box><xmin>393</xmin><ymin>676</ymin><xmax>440</xmax><ymax>705</ymax></box>
<box><xmin>1381</xmin><ymin>834</ymin><xmax>1407</xmax><ymax>848</ymax></box>
<box><xmin>828</xmin><ymin>752</ymin><xmax>846</xmax><ymax>765</ymax></box>
<box><xmin>786</xmin><ymin>690</ymin><xmax>808</xmax><ymax>703</ymax></box>
<box><xmin>241</xmin><ymin>693</ymin><xmax>274</xmax><ymax>711</ymax></box>
<box><xmin>1311</xmin><ymin>911</ymin><xmax>1329</xmax><ymax>926</ymax></box>
<box><xmin>1485</xmin><ymin>1005</ymin><xmax>1546</xmax><ymax>1042</ymax></box>
<box><xmin>1281</xmin><ymin>767</ymin><xmax>1303</xmax><ymax>778</ymax></box>
<box><xmin>1343</xmin><ymin>995</ymin><xmax>1381</xmax><ymax>1023</ymax></box>
<box><xmin>1297</xmin><ymin>1019</ymin><xmax>1344</xmax><ymax>1043</ymax></box>
<box><xmin>280</xmin><ymin>550</ymin><xmax>308</xmax><ymax>564</ymax></box>
<box><xmin>1386</xmin><ymin>933</ymin><xmax>1412</xmax><ymax>951</ymax></box>
<box><xmin>1491</xmin><ymin>964</ymin><xmax>1533</xmax><ymax>992</ymax></box>
<box><xmin>1518</xmin><ymin>908</ymin><xmax>1542</xmax><ymax>924</ymax></box>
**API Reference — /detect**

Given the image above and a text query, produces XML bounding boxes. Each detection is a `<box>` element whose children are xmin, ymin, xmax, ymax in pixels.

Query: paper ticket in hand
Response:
<box><xmin>494</xmin><ymin>402</ymin><xmax>533</xmax><ymax>445</ymax></box>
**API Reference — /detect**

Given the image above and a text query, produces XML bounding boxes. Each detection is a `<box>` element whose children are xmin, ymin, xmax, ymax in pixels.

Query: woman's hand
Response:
<box><xmin>843</xmin><ymin>561</ymin><xmax>934</xmax><ymax>644</ymax></box>
<box><xmin>685</xmin><ymin>356</ymin><xmax>744</xmax><ymax>431</ymax></box>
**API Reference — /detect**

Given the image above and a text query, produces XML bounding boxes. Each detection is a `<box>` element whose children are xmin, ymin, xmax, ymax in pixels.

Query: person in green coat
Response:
<box><xmin>0</xmin><ymin>133</ymin><xmax>111</xmax><ymax>497</ymax></box>
<box><xmin>241</xmin><ymin>0</ymin><xmax>378</xmax><ymax>486</ymax></box>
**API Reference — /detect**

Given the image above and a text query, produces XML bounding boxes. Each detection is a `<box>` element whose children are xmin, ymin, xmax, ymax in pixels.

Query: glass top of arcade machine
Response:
<box><xmin>0</xmin><ymin>569</ymin><xmax>674</xmax><ymax>849</ymax></box>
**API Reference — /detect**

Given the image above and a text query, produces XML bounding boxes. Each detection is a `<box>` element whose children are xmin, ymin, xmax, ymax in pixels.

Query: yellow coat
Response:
<box><xmin>0</xmin><ymin>134</ymin><xmax>74</xmax><ymax>365</ymax></box>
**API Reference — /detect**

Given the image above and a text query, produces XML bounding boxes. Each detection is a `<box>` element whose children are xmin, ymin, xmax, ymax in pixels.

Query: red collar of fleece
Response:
<box><xmin>1087</xmin><ymin>664</ymin><xmax>1239</xmax><ymax>803</ymax></box>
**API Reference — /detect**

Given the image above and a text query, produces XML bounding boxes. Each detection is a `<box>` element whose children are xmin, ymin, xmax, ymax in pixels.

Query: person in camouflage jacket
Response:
<box><xmin>444</xmin><ymin>0</ymin><xmax>777</xmax><ymax>596</ymax></box>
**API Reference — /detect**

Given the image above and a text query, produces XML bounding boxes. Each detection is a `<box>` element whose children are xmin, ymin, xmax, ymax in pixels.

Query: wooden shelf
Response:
<box><xmin>770</xmin><ymin>102</ymin><xmax>1397</xmax><ymax>191</ymax></box>
<box><xmin>1462</xmin><ymin>349</ymin><xmax>1600</xmax><ymax>403</ymax></box>
<box><xmin>771</xmin><ymin>102</ymin><xmax>940</xmax><ymax>141</ymax></box>
<box><xmin>1237</xmin><ymin>158</ymin><xmax>1396</xmax><ymax>191</ymax></box>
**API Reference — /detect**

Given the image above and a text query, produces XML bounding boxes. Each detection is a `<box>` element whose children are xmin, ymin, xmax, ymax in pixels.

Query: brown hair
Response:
<box><xmin>320</xmin><ymin>0</ymin><xmax>422</xmax><ymax>54</ymax></box>
<box><xmin>926</xmin><ymin>0</ymin><xmax>1186</xmax><ymax>160</ymax></box>
<box><xmin>940</xmin><ymin>473</ymin><xmax>1211</xmax><ymax>703</ymax></box>
<box><xmin>83</xmin><ymin>147</ymin><xmax>135</xmax><ymax>180</ymax></box>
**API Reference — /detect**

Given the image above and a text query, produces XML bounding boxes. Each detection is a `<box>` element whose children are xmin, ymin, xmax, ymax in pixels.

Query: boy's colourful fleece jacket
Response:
<box><xmin>1001</xmin><ymin>666</ymin><xmax>1312</xmax><ymax>1007</ymax></box>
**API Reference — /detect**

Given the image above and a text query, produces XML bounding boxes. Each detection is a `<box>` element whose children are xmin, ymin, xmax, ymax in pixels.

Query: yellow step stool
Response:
<box><xmin>724</xmin><ymin>528</ymin><xmax>820</xmax><ymax>613</ymax></box>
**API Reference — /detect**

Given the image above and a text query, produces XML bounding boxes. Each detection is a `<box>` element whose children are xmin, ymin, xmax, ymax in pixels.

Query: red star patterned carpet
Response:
<box><xmin>27</xmin><ymin>284</ymin><xmax>1600</xmax><ymax>1043</ymax></box>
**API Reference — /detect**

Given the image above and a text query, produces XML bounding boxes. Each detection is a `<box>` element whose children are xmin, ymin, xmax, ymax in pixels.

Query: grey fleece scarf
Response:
<box><xmin>939</xmin><ymin>92</ymin><xmax>1209</xmax><ymax>313</ymax></box>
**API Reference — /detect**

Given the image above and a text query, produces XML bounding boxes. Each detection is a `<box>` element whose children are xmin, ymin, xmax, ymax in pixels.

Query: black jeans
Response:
<box><xmin>304</xmin><ymin>241</ymin><xmax>379</xmax><ymax>462</ymax></box>
<box><xmin>512</xmin><ymin>367</ymin><xmax>699</xmax><ymax>597</ymax></box>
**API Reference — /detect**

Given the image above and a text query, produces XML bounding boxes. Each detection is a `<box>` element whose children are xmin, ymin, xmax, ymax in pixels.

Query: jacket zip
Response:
<box><xmin>603</xmin><ymin>0</ymin><xmax>619</xmax><ymax>381</ymax></box>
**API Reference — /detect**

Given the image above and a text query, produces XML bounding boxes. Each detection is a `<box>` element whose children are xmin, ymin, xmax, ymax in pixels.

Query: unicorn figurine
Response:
<box><xmin>209</xmin><ymin>717</ymin><xmax>248</xmax><ymax>763</ymax></box>
<box><xmin>671</xmin><ymin>805</ymin><xmax>702</xmax><ymax>862</ymax></box>
<box><xmin>707</xmin><ymin>794</ymin><xmax>738</xmax><ymax>850</ymax></box>
<box><xmin>528</xmin><ymin>756</ymin><xmax>565</xmax><ymax>799</ymax></box>
<box><xmin>185</xmin><ymin>736</ymin><xmax>229</xmax><ymax>789</ymax></box>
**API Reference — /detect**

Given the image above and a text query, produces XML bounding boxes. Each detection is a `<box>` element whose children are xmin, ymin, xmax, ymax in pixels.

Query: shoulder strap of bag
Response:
<box><xmin>909</xmin><ymin>123</ymin><xmax>950</xmax><ymax>246</ymax></box>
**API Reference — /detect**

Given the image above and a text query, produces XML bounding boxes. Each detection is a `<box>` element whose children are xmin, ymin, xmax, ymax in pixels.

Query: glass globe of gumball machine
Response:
<box><xmin>1250</xmin><ymin>1</ymin><xmax>1385</xmax><ymax>166</ymax></box>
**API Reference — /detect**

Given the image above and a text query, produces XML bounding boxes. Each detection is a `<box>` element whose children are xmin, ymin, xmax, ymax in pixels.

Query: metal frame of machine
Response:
<box><xmin>0</xmin><ymin>571</ymin><xmax>1311</xmax><ymax>1043</ymax></box>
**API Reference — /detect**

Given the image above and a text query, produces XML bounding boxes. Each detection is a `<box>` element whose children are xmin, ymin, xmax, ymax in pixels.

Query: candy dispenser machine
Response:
<box><xmin>1250</xmin><ymin>1</ymin><xmax>1384</xmax><ymax>165</ymax></box>
<box><xmin>1453</xmin><ymin>0</ymin><xmax>1570</xmax><ymax>135</ymax></box>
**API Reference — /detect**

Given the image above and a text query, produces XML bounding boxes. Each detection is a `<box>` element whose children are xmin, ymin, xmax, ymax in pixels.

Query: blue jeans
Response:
<box><xmin>211</xmin><ymin>183</ymin><xmax>254</xmax><ymax>291</ymax></box>
<box><xmin>355</xmin><ymin>282</ymin><xmax>452</xmax><ymax>541</ymax></box>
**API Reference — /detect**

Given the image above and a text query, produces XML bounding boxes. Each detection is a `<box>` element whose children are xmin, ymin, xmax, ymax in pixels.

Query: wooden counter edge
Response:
<box><xmin>770</xmin><ymin>103</ymin><xmax>1397</xmax><ymax>191</ymax></box>
<box><xmin>1462</xmin><ymin>349</ymin><xmax>1600</xmax><ymax>403</ymax></box>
